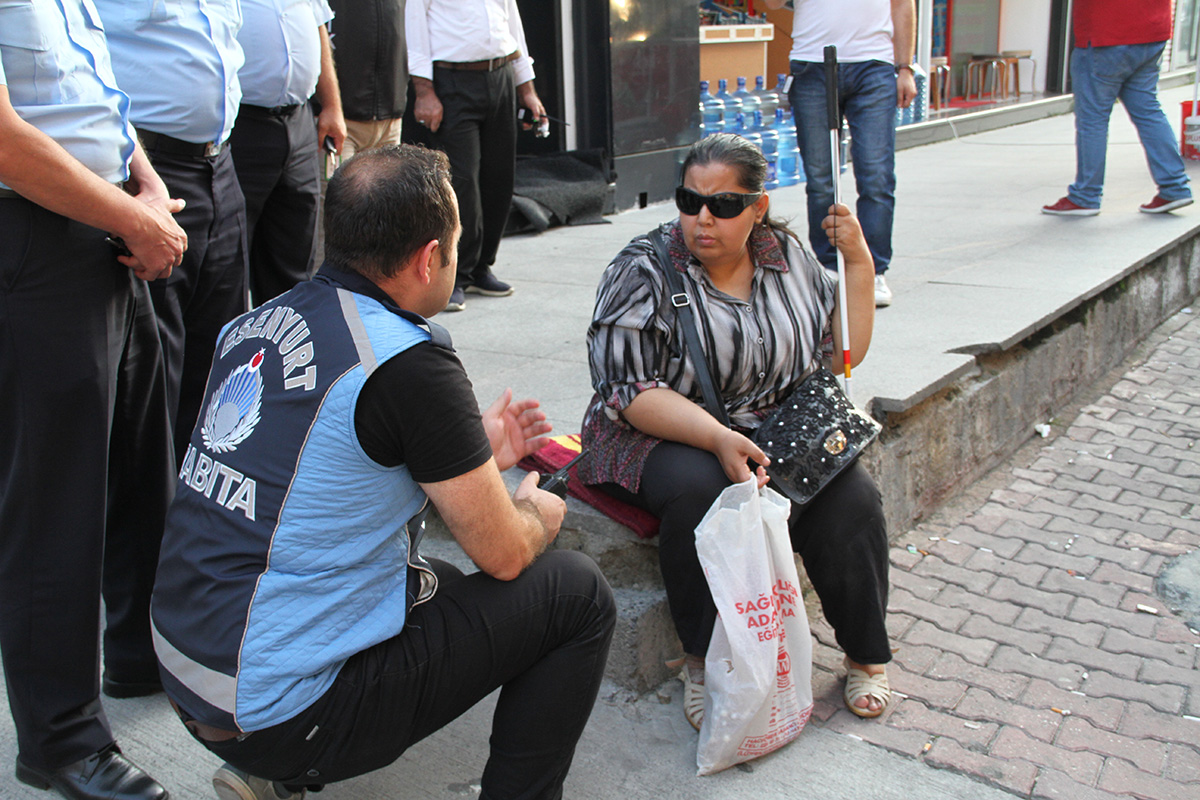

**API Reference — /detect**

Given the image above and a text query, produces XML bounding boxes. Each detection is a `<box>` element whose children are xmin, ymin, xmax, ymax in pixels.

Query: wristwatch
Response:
<box><xmin>895</xmin><ymin>63</ymin><xmax>914</xmax><ymax>75</ymax></box>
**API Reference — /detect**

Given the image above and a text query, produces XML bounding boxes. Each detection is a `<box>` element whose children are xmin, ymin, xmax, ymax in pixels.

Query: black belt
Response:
<box><xmin>434</xmin><ymin>52</ymin><xmax>518</xmax><ymax>72</ymax></box>
<box><xmin>0</xmin><ymin>182</ymin><xmax>120</xmax><ymax>201</ymax></box>
<box><xmin>136</xmin><ymin>128</ymin><xmax>225</xmax><ymax>159</ymax></box>
<box><xmin>241</xmin><ymin>103</ymin><xmax>302</xmax><ymax>118</ymax></box>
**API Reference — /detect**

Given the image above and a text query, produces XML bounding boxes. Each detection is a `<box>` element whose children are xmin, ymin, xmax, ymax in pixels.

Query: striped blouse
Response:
<box><xmin>579</xmin><ymin>219</ymin><xmax>838</xmax><ymax>491</ymax></box>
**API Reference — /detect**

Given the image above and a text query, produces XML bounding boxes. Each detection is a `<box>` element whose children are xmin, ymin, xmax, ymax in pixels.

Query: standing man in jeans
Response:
<box><xmin>1042</xmin><ymin>0</ymin><xmax>1191</xmax><ymax>217</ymax></box>
<box><xmin>765</xmin><ymin>0</ymin><xmax>915</xmax><ymax>308</ymax></box>
<box><xmin>406</xmin><ymin>0</ymin><xmax>547</xmax><ymax>312</ymax></box>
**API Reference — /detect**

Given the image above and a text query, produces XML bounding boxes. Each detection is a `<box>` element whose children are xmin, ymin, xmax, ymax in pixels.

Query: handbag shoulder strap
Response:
<box><xmin>647</xmin><ymin>228</ymin><xmax>731</xmax><ymax>428</ymax></box>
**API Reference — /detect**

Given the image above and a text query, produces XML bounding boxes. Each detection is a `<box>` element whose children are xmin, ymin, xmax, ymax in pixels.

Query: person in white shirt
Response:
<box><xmin>764</xmin><ymin>0</ymin><xmax>915</xmax><ymax>309</ymax></box>
<box><xmin>406</xmin><ymin>0</ymin><xmax>546</xmax><ymax>312</ymax></box>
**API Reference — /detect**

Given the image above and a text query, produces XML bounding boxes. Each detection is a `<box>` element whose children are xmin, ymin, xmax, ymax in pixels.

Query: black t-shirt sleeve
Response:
<box><xmin>354</xmin><ymin>341</ymin><xmax>493</xmax><ymax>483</ymax></box>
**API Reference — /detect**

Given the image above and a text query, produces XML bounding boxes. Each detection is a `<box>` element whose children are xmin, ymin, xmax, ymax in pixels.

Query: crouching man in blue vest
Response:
<box><xmin>149</xmin><ymin>144</ymin><xmax>616</xmax><ymax>800</ymax></box>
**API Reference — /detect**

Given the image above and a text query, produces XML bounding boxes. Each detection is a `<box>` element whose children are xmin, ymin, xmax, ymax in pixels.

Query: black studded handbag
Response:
<box><xmin>749</xmin><ymin>368</ymin><xmax>881</xmax><ymax>506</ymax></box>
<box><xmin>649</xmin><ymin>227</ymin><xmax>881</xmax><ymax>508</ymax></box>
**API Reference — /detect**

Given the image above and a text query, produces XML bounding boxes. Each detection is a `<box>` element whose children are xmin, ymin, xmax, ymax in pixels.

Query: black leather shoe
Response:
<box><xmin>102</xmin><ymin>673</ymin><xmax>163</xmax><ymax>699</ymax></box>
<box><xmin>16</xmin><ymin>744</ymin><xmax>169</xmax><ymax>800</ymax></box>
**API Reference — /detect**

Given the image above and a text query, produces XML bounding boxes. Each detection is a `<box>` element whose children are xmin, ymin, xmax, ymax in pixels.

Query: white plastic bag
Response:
<box><xmin>694</xmin><ymin>478</ymin><xmax>814</xmax><ymax>775</ymax></box>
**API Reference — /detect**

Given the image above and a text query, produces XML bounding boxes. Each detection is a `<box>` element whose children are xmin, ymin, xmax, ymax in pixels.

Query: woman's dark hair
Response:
<box><xmin>324</xmin><ymin>144</ymin><xmax>457</xmax><ymax>279</ymax></box>
<box><xmin>679</xmin><ymin>133</ymin><xmax>798</xmax><ymax>239</ymax></box>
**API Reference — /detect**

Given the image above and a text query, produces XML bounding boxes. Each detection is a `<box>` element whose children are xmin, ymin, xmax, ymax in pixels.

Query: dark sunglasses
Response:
<box><xmin>675</xmin><ymin>186</ymin><xmax>762</xmax><ymax>219</ymax></box>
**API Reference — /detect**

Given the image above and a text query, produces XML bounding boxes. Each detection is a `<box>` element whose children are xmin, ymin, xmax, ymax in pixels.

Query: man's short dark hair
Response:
<box><xmin>323</xmin><ymin>144</ymin><xmax>457</xmax><ymax>279</ymax></box>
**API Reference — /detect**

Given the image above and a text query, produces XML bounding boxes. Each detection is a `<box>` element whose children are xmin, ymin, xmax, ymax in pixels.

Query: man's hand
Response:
<box><xmin>317</xmin><ymin>105</ymin><xmax>347</xmax><ymax>155</ymax></box>
<box><xmin>412</xmin><ymin>77</ymin><xmax>444</xmax><ymax>132</ymax></box>
<box><xmin>512</xmin><ymin>470</ymin><xmax>565</xmax><ymax>544</ymax></box>
<box><xmin>482</xmin><ymin>388</ymin><xmax>553</xmax><ymax>472</ymax></box>
<box><xmin>897</xmin><ymin>69</ymin><xmax>917</xmax><ymax>109</ymax></box>
<box><xmin>516</xmin><ymin>81</ymin><xmax>546</xmax><ymax>130</ymax></box>
<box><xmin>118</xmin><ymin>200</ymin><xmax>187</xmax><ymax>281</ymax></box>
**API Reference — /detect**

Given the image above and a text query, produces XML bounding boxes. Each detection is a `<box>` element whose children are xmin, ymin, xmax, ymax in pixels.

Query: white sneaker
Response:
<box><xmin>213</xmin><ymin>763</ymin><xmax>305</xmax><ymax>800</ymax></box>
<box><xmin>874</xmin><ymin>274</ymin><xmax>893</xmax><ymax>308</ymax></box>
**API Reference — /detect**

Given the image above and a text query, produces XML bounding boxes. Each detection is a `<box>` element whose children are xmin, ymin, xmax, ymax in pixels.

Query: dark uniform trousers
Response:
<box><xmin>428</xmin><ymin>64</ymin><xmax>517</xmax><ymax>287</ymax></box>
<box><xmin>141</xmin><ymin>142</ymin><xmax>249</xmax><ymax>465</ymax></box>
<box><xmin>229</xmin><ymin>102</ymin><xmax>321</xmax><ymax>305</ymax></box>
<box><xmin>0</xmin><ymin>198</ymin><xmax>174</xmax><ymax>770</ymax></box>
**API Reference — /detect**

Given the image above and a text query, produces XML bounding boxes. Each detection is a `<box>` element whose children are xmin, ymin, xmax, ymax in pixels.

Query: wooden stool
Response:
<box><xmin>1001</xmin><ymin>50</ymin><xmax>1037</xmax><ymax>97</ymax></box>
<box><xmin>966</xmin><ymin>56</ymin><xmax>1007</xmax><ymax>101</ymax></box>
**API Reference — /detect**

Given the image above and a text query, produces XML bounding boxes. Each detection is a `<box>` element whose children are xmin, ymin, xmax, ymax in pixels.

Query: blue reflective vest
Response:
<box><xmin>152</xmin><ymin>278</ymin><xmax>440</xmax><ymax>731</ymax></box>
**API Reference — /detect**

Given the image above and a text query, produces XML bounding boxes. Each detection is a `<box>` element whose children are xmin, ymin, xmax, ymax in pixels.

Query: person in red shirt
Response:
<box><xmin>1043</xmin><ymin>0</ymin><xmax>1191</xmax><ymax>216</ymax></box>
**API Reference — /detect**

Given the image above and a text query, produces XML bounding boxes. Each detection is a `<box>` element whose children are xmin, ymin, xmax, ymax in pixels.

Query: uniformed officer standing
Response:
<box><xmin>93</xmin><ymin>0</ymin><xmax>250</xmax><ymax>472</ymax></box>
<box><xmin>0</xmin><ymin>2</ymin><xmax>186</xmax><ymax>798</ymax></box>
<box><xmin>232</xmin><ymin>0</ymin><xmax>346</xmax><ymax>305</ymax></box>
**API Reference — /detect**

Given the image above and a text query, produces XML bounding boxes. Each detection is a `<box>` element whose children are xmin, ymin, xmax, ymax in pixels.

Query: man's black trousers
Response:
<box><xmin>142</xmin><ymin>143</ymin><xmax>248</xmax><ymax>465</ymax></box>
<box><xmin>200</xmin><ymin>551</ymin><xmax>615</xmax><ymax>800</ymax></box>
<box><xmin>429</xmin><ymin>64</ymin><xmax>517</xmax><ymax>286</ymax></box>
<box><xmin>230</xmin><ymin>102</ymin><xmax>321</xmax><ymax>305</ymax></box>
<box><xmin>0</xmin><ymin>198</ymin><xmax>174</xmax><ymax>770</ymax></box>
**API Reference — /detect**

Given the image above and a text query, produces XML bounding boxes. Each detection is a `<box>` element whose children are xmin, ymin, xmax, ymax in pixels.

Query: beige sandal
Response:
<box><xmin>677</xmin><ymin>665</ymin><xmax>705</xmax><ymax>731</ymax></box>
<box><xmin>843</xmin><ymin>658</ymin><xmax>890</xmax><ymax>718</ymax></box>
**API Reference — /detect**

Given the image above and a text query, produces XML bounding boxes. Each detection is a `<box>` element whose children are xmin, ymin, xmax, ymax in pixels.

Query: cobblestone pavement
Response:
<box><xmin>804</xmin><ymin>308</ymin><xmax>1200</xmax><ymax>799</ymax></box>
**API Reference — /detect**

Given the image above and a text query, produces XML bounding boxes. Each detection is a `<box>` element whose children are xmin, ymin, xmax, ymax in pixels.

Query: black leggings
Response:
<box><xmin>601</xmin><ymin>441</ymin><xmax>891</xmax><ymax>665</ymax></box>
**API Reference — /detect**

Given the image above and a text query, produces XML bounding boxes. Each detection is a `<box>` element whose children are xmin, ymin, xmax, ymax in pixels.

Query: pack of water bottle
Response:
<box><xmin>699</xmin><ymin>74</ymin><xmax>803</xmax><ymax>188</ymax></box>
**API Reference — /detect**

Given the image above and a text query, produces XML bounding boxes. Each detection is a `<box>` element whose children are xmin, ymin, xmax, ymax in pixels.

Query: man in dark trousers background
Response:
<box><xmin>406</xmin><ymin>0</ymin><xmax>547</xmax><ymax>312</ymax></box>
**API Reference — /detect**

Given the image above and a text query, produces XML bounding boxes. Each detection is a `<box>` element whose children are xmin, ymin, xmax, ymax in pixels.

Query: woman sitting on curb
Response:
<box><xmin>578</xmin><ymin>134</ymin><xmax>892</xmax><ymax>723</ymax></box>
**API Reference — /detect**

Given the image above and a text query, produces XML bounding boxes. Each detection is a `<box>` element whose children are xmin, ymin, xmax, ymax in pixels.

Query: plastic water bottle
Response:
<box><xmin>774</xmin><ymin>108</ymin><xmax>801</xmax><ymax>187</ymax></box>
<box><xmin>733</xmin><ymin>77</ymin><xmax>761</xmax><ymax>123</ymax></box>
<box><xmin>774</xmin><ymin>74</ymin><xmax>791</xmax><ymax>115</ymax></box>
<box><xmin>752</xmin><ymin>111</ymin><xmax>780</xmax><ymax>189</ymax></box>
<box><xmin>699</xmin><ymin>80</ymin><xmax>725</xmax><ymax>138</ymax></box>
<box><xmin>733</xmin><ymin>112</ymin><xmax>755</xmax><ymax>145</ymax></box>
<box><xmin>752</xmin><ymin>76</ymin><xmax>780</xmax><ymax>122</ymax></box>
<box><xmin>716</xmin><ymin>79</ymin><xmax>742</xmax><ymax>132</ymax></box>
<box><xmin>912</xmin><ymin>62</ymin><xmax>929</xmax><ymax>124</ymax></box>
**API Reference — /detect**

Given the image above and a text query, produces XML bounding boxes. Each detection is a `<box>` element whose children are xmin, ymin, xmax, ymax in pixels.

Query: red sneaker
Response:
<box><xmin>1139</xmin><ymin>195</ymin><xmax>1193</xmax><ymax>214</ymax></box>
<box><xmin>1041</xmin><ymin>197</ymin><xmax>1099</xmax><ymax>216</ymax></box>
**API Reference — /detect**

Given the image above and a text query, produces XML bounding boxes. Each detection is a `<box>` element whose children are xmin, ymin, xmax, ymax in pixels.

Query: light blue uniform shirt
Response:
<box><xmin>92</xmin><ymin>0</ymin><xmax>244</xmax><ymax>146</ymax></box>
<box><xmin>237</xmin><ymin>0</ymin><xmax>333</xmax><ymax>108</ymax></box>
<box><xmin>0</xmin><ymin>0</ymin><xmax>136</xmax><ymax>189</ymax></box>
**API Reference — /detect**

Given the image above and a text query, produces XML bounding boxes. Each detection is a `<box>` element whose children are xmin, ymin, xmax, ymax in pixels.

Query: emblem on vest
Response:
<box><xmin>202</xmin><ymin>350</ymin><xmax>265</xmax><ymax>453</ymax></box>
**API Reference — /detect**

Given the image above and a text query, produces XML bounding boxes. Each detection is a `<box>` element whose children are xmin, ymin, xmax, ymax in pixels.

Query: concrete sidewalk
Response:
<box><xmin>3</xmin><ymin>86</ymin><xmax>1200</xmax><ymax>798</ymax></box>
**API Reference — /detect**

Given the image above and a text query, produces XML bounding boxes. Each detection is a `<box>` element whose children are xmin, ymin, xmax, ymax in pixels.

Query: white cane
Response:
<box><xmin>824</xmin><ymin>45</ymin><xmax>854</xmax><ymax>404</ymax></box>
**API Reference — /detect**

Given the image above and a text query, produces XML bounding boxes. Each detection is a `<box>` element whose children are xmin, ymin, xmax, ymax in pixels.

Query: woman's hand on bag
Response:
<box><xmin>711</xmin><ymin>428</ymin><xmax>770</xmax><ymax>487</ymax></box>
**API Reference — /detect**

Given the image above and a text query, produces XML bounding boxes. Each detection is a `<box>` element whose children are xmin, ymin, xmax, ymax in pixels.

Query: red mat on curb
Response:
<box><xmin>518</xmin><ymin>434</ymin><xmax>660</xmax><ymax>539</ymax></box>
